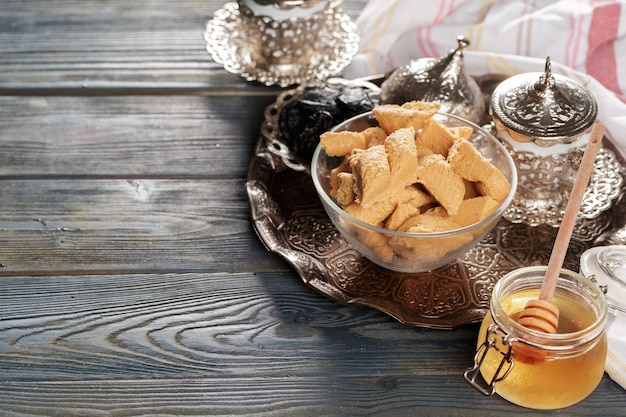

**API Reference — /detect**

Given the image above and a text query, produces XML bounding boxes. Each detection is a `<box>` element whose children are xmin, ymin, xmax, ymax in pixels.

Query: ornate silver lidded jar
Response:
<box><xmin>490</xmin><ymin>56</ymin><xmax>601</xmax><ymax>227</ymax></box>
<box><xmin>380</xmin><ymin>35</ymin><xmax>485</xmax><ymax>125</ymax></box>
<box><xmin>491</xmin><ymin>56</ymin><xmax>598</xmax><ymax>146</ymax></box>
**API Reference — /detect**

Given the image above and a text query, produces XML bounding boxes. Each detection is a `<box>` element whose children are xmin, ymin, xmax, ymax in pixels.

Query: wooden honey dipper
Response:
<box><xmin>518</xmin><ymin>123</ymin><xmax>605</xmax><ymax>333</ymax></box>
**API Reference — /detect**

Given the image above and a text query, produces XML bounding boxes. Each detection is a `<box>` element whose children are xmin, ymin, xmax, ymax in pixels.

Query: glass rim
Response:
<box><xmin>490</xmin><ymin>266</ymin><xmax>608</xmax><ymax>351</ymax></box>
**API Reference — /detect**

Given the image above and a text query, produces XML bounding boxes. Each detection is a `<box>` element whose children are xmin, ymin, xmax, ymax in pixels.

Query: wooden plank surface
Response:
<box><xmin>1</xmin><ymin>376</ymin><xmax>621</xmax><ymax>416</ymax></box>
<box><xmin>0</xmin><ymin>272</ymin><xmax>622</xmax><ymax>416</ymax></box>
<box><xmin>0</xmin><ymin>179</ymin><xmax>289</xmax><ymax>274</ymax></box>
<box><xmin>0</xmin><ymin>0</ymin><xmax>367</xmax><ymax>92</ymax></box>
<box><xmin>0</xmin><ymin>93</ymin><xmax>284</xmax><ymax>274</ymax></box>
<box><xmin>0</xmin><ymin>0</ymin><xmax>238</xmax><ymax>92</ymax></box>
<box><xmin>0</xmin><ymin>272</ymin><xmax>476</xmax><ymax>380</ymax></box>
<box><xmin>0</xmin><ymin>95</ymin><xmax>276</xmax><ymax>178</ymax></box>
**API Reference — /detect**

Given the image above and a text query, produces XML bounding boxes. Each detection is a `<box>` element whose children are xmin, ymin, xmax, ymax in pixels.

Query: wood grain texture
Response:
<box><xmin>0</xmin><ymin>0</ymin><xmax>366</xmax><ymax>92</ymax></box>
<box><xmin>0</xmin><ymin>95</ymin><xmax>276</xmax><ymax>177</ymax></box>
<box><xmin>1</xmin><ymin>378</ymin><xmax>621</xmax><ymax>417</ymax></box>
<box><xmin>0</xmin><ymin>272</ymin><xmax>473</xmax><ymax>380</ymax></box>
<box><xmin>0</xmin><ymin>0</ymin><xmax>240</xmax><ymax>92</ymax></box>
<box><xmin>0</xmin><ymin>272</ymin><xmax>622</xmax><ymax>416</ymax></box>
<box><xmin>0</xmin><ymin>179</ymin><xmax>289</xmax><ymax>274</ymax></box>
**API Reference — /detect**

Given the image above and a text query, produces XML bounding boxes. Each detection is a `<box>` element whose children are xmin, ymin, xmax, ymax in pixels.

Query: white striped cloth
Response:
<box><xmin>342</xmin><ymin>0</ymin><xmax>626</xmax><ymax>390</ymax></box>
<box><xmin>607</xmin><ymin>312</ymin><xmax>626</xmax><ymax>389</ymax></box>
<box><xmin>343</xmin><ymin>0</ymin><xmax>626</xmax><ymax>159</ymax></box>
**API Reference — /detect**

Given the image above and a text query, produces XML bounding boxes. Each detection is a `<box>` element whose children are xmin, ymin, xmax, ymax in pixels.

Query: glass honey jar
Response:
<box><xmin>464</xmin><ymin>266</ymin><xmax>608</xmax><ymax>410</ymax></box>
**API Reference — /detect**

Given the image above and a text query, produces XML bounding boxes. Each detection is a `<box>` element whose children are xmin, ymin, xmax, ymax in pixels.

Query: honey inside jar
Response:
<box><xmin>471</xmin><ymin>267</ymin><xmax>608</xmax><ymax>410</ymax></box>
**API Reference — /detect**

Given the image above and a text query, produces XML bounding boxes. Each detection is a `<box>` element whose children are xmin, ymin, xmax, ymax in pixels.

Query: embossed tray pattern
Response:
<box><xmin>246</xmin><ymin>83</ymin><xmax>626</xmax><ymax>329</ymax></box>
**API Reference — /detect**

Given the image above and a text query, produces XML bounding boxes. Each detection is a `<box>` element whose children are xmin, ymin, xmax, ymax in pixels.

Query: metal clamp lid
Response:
<box><xmin>490</xmin><ymin>57</ymin><xmax>598</xmax><ymax>146</ymax></box>
<box><xmin>580</xmin><ymin>245</ymin><xmax>626</xmax><ymax>315</ymax></box>
<box><xmin>464</xmin><ymin>324</ymin><xmax>515</xmax><ymax>396</ymax></box>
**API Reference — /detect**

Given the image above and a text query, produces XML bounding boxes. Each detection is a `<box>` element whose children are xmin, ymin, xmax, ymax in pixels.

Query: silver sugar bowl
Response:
<box><xmin>238</xmin><ymin>0</ymin><xmax>338</xmax><ymax>21</ymax></box>
<box><xmin>229</xmin><ymin>0</ymin><xmax>357</xmax><ymax>87</ymax></box>
<box><xmin>380</xmin><ymin>36</ymin><xmax>485</xmax><ymax>125</ymax></box>
<box><xmin>490</xmin><ymin>57</ymin><xmax>599</xmax><ymax>226</ymax></box>
<box><xmin>237</xmin><ymin>0</ymin><xmax>334</xmax><ymax>67</ymax></box>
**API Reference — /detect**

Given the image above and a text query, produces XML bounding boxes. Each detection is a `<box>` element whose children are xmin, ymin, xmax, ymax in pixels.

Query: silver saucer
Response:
<box><xmin>204</xmin><ymin>2</ymin><xmax>360</xmax><ymax>87</ymax></box>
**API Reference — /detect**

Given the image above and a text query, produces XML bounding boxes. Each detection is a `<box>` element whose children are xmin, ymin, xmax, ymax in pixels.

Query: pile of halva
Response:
<box><xmin>319</xmin><ymin>101</ymin><xmax>512</xmax><ymax>265</ymax></box>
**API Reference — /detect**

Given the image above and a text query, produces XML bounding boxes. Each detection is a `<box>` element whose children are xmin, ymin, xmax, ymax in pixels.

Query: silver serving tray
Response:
<box><xmin>246</xmin><ymin>80</ymin><xmax>626</xmax><ymax>329</ymax></box>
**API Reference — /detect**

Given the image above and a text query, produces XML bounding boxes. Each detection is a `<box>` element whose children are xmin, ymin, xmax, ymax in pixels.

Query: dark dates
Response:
<box><xmin>278</xmin><ymin>87</ymin><xmax>374</xmax><ymax>161</ymax></box>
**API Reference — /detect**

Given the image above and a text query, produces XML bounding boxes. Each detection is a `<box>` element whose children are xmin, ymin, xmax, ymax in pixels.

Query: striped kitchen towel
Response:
<box><xmin>343</xmin><ymin>0</ymin><xmax>626</xmax><ymax>159</ymax></box>
<box><xmin>607</xmin><ymin>312</ymin><xmax>626</xmax><ymax>390</ymax></box>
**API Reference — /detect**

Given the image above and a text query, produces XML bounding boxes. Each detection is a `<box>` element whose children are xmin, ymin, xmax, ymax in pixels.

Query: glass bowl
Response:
<box><xmin>311</xmin><ymin>111</ymin><xmax>518</xmax><ymax>273</ymax></box>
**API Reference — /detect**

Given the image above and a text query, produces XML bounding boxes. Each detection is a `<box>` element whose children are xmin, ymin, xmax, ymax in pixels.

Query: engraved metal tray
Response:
<box><xmin>246</xmin><ymin>79</ymin><xmax>626</xmax><ymax>329</ymax></box>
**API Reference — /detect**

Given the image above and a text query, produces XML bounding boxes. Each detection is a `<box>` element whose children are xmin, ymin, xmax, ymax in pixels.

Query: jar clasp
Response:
<box><xmin>464</xmin><ymin>324</ymin><xmax>515</xmax><ymax>396</ymax></box>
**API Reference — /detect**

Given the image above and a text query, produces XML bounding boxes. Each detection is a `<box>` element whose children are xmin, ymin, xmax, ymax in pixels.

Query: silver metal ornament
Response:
<box><xmin>380</xmin><ymin>35</ymin><xmax>485</xmax><ymax>124</ymax></box>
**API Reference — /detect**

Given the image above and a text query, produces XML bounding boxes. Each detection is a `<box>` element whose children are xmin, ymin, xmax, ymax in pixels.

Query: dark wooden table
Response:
<box><xmin>1</xmin><ymin>1</ymin><xmax>625</xmax><ymax>415</ymax></box>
